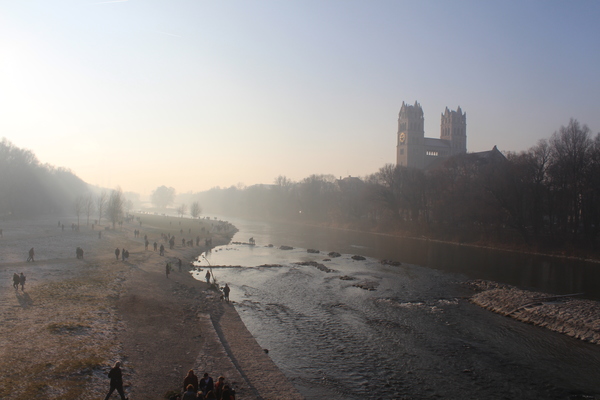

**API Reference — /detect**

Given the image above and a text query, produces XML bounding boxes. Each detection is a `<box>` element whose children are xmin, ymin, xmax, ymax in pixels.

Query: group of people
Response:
<box><xmin>115</xmin><ymin>248</ymin><xmax>130</xmax><ymax>261</ymax></box>
<box><xmin>176</xmin><ymin>371</ymin><xmax>236</xmax><ymax>400</ymax></box>
<box><xmin>12</xmin><ymin>272</ymin><xmax>26</xmax><ymax>291</ymax></box>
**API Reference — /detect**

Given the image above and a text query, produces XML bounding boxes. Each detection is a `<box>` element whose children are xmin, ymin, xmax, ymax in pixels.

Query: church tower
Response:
<box><xmin>396</xmin><ymin>101</ymin><xmax>425</xmax><ymax>168</ymax></box>
<box><xmin>440</xmin><ymin>106</ymin><xmax>467</xmax><ymax>156</ymax></box>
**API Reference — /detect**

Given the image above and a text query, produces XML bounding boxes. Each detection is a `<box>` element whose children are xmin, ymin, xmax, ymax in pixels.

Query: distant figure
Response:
<box><xmin>121</xmin><ymin>248</ymin><xmax>125</xmax><ymax>261</ymax></box>
<box><xmin>160</xmin><ymin>244</ymin><xmax>165</xmax><ymax>256</ymax></box>
<box><xmin>182</xmin><ymin>238</ymin><xmax>185</xmax><ymax>247</ymax></box>
<box><xmin>199</xmin><ymin>373</ymin><xmax>214</xmax><ymax>396</ymax></box>
<box><xmin>13</xmin><ymin>273</ymin><xmax>19</xmax><ymax>289</ymax></box>
<box><xmin>196</xmin><ymin>236</ymin><xmax>200</xmax><ymax>246</ymax></box>
<box><xmin>183</xmin><ymin>369</ymin><xmax>199</xmax><ymax>393</ymax></box>
<box><xmin>145</xmin><ymin>239</ymin><xmax>149</xmax><ymax>250</ymax></box>
<box><xmin>27</xmin><ymin>248</ymin><xmax>34</xmax><ymax>262</ymax></box>
<box><xmin>223</xmin><ymin>284</ymin><xmax>230</xmax><ymax>302</ymax></box>
<box><xmin>19</xmin><ymin>272</ymin><xmax>26</xmax><ymax>291</ymax></box>
<box><xmin>178</xmin><ymin>258</ymin><xmax>182</xmax><ymax>272</ymax></box>
<box><xmin>115</xmin><ymin>248</ymin><xmax>120</xmax><ymax>260</ymax></box>
<box><xmin>124</xmin><ymin>250</ymin><xmax>129</xmax><ymax>260</ymax></box>
<box><xmin>76</xmin><ymin>247</ymin><xmax>84</xmax><ymax>259</ymax></box>
<box><xmin>153</xmin><ymin>242</ymin><xmax>158</xmax><ymax>251</ymax></box>
<box><xmin>104</xmin><ymin>361</ymin><xmax>127</xmax><ymax>400</ymax></box>
<box><xmin>166</xmin><ymin>263</ymin><xmax>171</xmax><ymax>278</ymax></box>
<box><xmin>205</xmin><ymin>270</ymin><xmax>211</xmax><ymax>285</ymax></box>
<box><xmin>249</xmin><ymin>237</ymin><xmax>255</xmax><ymax>245</ymax></box>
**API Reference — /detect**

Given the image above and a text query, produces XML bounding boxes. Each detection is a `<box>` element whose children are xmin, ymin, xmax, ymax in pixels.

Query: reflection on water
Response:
<box><xmin>193</xmin><ymin>216</ymin><xmax>600</xmax><ymax>400</ymax></box>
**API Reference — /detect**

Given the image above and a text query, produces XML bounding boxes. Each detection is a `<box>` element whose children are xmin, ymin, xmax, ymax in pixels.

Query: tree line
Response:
<box><xmin>194</xmin><ymin>119</ymin><xmax>600</xmax><ymax>255</ymax></box>
<box><xmin>0</xmin><ymin>139</ymin><xmax>89</xmax><ymax>217</ymax></box>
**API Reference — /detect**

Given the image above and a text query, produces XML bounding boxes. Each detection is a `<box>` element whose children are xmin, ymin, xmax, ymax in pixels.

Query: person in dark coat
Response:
<box><xmin>182</xmin><ymin>384</ymin><xmax>198</xmax><ymax>400</ymax></box>
<box><xmin>104</xmin><ymin>361</ymin><xmax>128</xmax><ymax>400</ymax></box>
<box><xmin>19</xmin><ymin>273</ymin><xmax>26</xmax><ymax>291</ymax></box>
<box><xmin>115</xmin><ymin>248</ymin><xmax>120</xmax><ymax>260</ymax></box>
<box><xmin>199</xmin><ymin>373</ymin><xmax>214</xmax><ymax>396</ymax></box>
<box><xmin>183</xmin><ymin>369</ymin><xmax>199</xmax><ymax>392</ymax></box>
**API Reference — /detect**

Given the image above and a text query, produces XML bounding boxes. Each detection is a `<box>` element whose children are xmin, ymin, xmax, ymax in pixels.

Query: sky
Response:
<box><xmin>1</xmin><ymin>0</ymin><xmax>599</xmax><ymax>196</ymax></box>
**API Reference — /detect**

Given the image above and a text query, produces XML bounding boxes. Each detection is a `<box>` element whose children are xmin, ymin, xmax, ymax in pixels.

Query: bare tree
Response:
<box><xmin>124</xmin><ymin>199</ymin><xmax>134</xmax><ymax>216</ymax></box>
<box><xmin>97</xmin><ymin>190</ymin><xmax>107</xmax><ymax>224</ymax></box>
<box><xmin>106</xmin><ymin>187</ymin><xmax>124</xmax><ymax>229</ymax></box>
<box><xmin>190</xmin><ymin>201</ymin><xmax>201</xmax><ymax>218</ymax></box>
<box><xmin>74</xmin><ymin>196</ymin><xmax>84</xmax><ymax>227</ymax></box>
<box><xmin>83</xmin><ymin>194</ymin><xmax>95</xmax><ymax>226</ymax></box>
<box><xmin>176</xmin><ymin>203</ymin><xmax>188</xmax><ymax>218</ymax></box>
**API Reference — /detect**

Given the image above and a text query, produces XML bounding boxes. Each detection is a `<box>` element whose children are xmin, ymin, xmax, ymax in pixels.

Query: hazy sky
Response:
<box><xmin>1</xmin><ymin>1</ymin><xmax>599</xmax><ymax>196</ymax></box>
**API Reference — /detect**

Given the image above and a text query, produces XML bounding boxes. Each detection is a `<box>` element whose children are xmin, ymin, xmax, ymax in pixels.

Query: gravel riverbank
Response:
<box><xmin>468</xmin><ymin>280</ymin><xmax>600</xmax><ymax>345</ymax></box>
<box><xmin>0</xmin><ymin>214</ymin><xmax>303</xmax><ymax>400</ymax></box>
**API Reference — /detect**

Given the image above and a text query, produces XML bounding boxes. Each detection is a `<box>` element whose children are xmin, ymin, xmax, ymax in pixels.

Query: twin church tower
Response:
<box><xmin>396</xmin><ymin>101</ymin><xmax>467</xmax><ymax>169</ymax></box>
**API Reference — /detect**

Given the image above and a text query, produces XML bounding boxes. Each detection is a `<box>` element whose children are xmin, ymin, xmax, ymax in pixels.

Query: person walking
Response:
<box><xmin>13</xmin><ymin>273</ymin><xmax>20</xmax><ymax>289</ymax></box>
<box><xmin>166</xmin><ymin>262</ymin><xmax>171</xmax><ymax>278</ymax></box>
<box><xmin>27</xmin><ymin>247</ymin><xmax>34</xmax><ymax>262</ymax></box>
<box><xmin>104</xmin><ymin>361</ymin><xmax>128</xmax><ymax>400</ymax></box>
<box><xmin>223</xmin><ymin>284</ymin><xmax>231</xmax><ymax>302</ymax></box>
<box><xmin>205</xmin><ymin>270</ymin><xmax>211</xmax><ymax>285</ymax></box>
<box><xmin>19</xmin><ymin>273</ymin><xmax>26</xmax><ymax>291</ymax></box>
<box><xmin>115</xmin><ymin>248</ymin><xmax>120</xmax><ymax>260</ymax></box>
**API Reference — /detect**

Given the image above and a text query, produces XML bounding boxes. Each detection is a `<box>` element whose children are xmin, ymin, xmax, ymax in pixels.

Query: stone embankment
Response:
<box><xmin>468</xmin><ymin>280</ymin><xmax>600</xmax><ymax>344</ymax></box>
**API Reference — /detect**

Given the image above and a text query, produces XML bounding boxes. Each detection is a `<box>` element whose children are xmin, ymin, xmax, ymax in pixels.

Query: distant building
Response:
<box><xmin>396</xmin><ymin>101</ymin><xmax>467</xmax><ymax>169</ymax></box>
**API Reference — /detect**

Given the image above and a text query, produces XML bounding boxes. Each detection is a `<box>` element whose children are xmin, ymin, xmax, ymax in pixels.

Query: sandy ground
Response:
<box><xmin>0</xmin><ymin>214</ymin><xmax>304</xmax><ymax>400</ymax></box>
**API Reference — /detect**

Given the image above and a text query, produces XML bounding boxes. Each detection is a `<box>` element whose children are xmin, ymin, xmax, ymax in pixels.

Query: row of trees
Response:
<box><xmin>0</xmin><ymin>139</ymin><xmax>89</xmax><ymax>217</ymax></box>
<box><xmin>150</xmin><ymin>185</ymin><xmax>202</xmax><ymax>218</ymax></box>
<box><xmin>73</xmin><ymin>188</ymin><xmax>129</xmax><ymax>229</ymax></box>
<box><xmin>195</xmin><ymin>119</ymin><xmax>600</xmax><ymax>253</ymax></box>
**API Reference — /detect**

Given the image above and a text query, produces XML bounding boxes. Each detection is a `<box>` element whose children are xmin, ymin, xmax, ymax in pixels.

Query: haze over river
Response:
<box><xmin>194</xmin><ymin>216</ymin><xmax>600</xmax><ymax>400</ymax></box>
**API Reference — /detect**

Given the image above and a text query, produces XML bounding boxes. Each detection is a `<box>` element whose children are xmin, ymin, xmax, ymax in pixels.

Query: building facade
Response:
<box><xmin>396</xmin><ymin>101</ymin><xmax>467</xmax><ymax>169</ymax></box>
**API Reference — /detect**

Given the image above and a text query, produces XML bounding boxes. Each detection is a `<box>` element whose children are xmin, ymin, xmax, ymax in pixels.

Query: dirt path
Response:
<box><xmin>0</xmin><ymin>215</ymin><xmax>303</xmax><ymax>400</ymax></box>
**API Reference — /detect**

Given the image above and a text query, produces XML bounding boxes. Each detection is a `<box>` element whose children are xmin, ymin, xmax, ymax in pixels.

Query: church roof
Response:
<box><xmin>424</xmin><ymin>138</ymin><xmax>451</xmax><ymax>148</ymax></box>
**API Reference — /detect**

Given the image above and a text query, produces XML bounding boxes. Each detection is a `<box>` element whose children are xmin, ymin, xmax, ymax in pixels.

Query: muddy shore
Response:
<box><xmin>0</xmin><ymin>214</ymin><xmax>303</xmax><ymax>400</ymax></box>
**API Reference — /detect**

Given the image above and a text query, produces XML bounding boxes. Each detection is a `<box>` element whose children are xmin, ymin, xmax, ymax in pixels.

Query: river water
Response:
<box><xmin>193</xmin><ymin>217</ymin><xmax>600</xmax><ymax>400</ymax></box>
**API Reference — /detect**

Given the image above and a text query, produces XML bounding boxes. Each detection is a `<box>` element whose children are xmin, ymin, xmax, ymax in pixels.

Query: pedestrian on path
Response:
<box><xmin>104</xmin><ymin>361</ymin><xmax>128</xmax><ymax>400</ymax></box>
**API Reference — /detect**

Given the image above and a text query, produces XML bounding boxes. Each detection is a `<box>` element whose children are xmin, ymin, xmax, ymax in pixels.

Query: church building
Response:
<box><xmin>396</xmin><ymin>101</ymin><xmax>467</xmax><ymax>169</ymax></box>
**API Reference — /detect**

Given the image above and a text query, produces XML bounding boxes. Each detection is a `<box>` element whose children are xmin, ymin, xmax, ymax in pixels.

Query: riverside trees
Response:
<box><xmin>0</xmin><ymin>138</ymin><xmax>88</xmax><ymax>217</ymax></box>
<box><xmin>196</xmin><ymin>119</ymin><xmax>600</xmax><ymax>253</ymax></box>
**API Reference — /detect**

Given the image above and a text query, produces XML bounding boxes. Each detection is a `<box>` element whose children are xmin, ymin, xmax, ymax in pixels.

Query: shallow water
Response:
<box><xmin>193</xmin><ymin>217</ymin><xmax>600</xmax><ymax>400</ymax></box>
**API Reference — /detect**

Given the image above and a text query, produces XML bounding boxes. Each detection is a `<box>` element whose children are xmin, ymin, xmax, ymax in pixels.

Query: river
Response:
<box><xmin>194</xmin><ymin>216</ymin><xmax>600</xmax><ymax>400</ymax></box>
